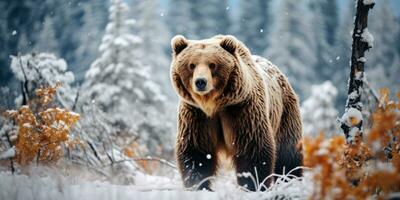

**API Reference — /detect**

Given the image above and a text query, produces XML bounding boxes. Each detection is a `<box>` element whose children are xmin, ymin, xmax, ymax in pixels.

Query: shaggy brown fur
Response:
<box><xmin>170</xmin><ymin>35</ymin><xmax>303</xmax><ymax>191</ymax></box>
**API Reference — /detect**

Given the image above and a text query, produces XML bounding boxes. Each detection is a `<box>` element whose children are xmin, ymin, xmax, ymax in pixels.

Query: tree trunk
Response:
<box><xmin>340</xmin><ymin>0</ymin><xmax>375</xmax><ymax>143</ymax></box>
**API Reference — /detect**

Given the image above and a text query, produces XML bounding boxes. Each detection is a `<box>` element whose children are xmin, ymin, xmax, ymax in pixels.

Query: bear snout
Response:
<box><xmin>195</xmin><ymin>78</ymin><xmax>207</xmax><ymax>91</ymax></box>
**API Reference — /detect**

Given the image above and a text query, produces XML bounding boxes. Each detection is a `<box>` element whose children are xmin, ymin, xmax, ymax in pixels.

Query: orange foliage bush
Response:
<box><xmin>123</xmin><ymin>140</ymin><xmax>161</xmax><ymax>174</ymax></box>
<box><xmin>6</xmin><ymin>84</ymin><xmax>80</xmax><ymax>166</ymax></box>
<box><xmin>304</xmin><ymin>89</ymin><xmax>400</xmax><ymax>200</ymax></box>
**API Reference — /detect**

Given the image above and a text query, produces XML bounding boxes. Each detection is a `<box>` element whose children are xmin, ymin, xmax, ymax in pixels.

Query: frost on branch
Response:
<box><xmin>361</xmin><ymin>28</ymin><xmax>374</xmax><ymax>48</ymax></box>
<box><xmin>10</xmin><ymin>53</ymin><xmax>76</xmax><ymax>109</ymax></box>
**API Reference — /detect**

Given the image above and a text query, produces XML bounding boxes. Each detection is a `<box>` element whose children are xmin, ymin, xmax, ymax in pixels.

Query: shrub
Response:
<box><xmin>6</xmin><ymin>84</ymin><xmax>80</xmax><ymax>166</ymax></box>
<box><xmin>303</xmin><ymin>89</ymin><xmax>400</xmax><ymax>199</ymax></box>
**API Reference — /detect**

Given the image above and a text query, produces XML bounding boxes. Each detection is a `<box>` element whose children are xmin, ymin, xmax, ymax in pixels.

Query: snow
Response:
<box><xmin>357</xmin><ymin>57</ymin><xmax>366</xmax><ymax>62</ymax></box>
<box><xmin>363</xmin><ymin>0</ymin><xmax>375</xmax><ymax>5</ymax></box>
<box><xmin>361</xmin><ymin>28</ymin><xmax>374</xmax><ymax>48</ymax></box>
<box><xmin>342</xmin><ymin>107</ymin><xmax>362</xmax><ymax>126</ymax></box>
<box><xmin>0</xmin><ymin>170</ymin><xmax>313</xmax><ymax>200</ymax></box>
<box><xmin>0</xmin><ymin>147</ymin><xmax>15</xmax><ymax>159</ymax></box>
<box><xmin>206</xmin><ymin>154</ymin><xmax>212</xmax><ymax>159</ymax></box>
<box><xmin>11</xmin><ymin>30</ymin><xmax>17</xmax><ymax>35</ymax></box>
<box><xmin>355</xmin><ymin>71</ymin><xmax>363</xmax><ymax>80</ymax></box>
<box><xmin>348</xmin><ymin>91</ymin><xmax>358</xmax><ymax>100</ymax></box>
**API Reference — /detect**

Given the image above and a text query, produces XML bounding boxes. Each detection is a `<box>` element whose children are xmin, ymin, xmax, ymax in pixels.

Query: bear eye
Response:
<box><xmin>189</xmin><ymin>63</ymin><xmax>196</xmax><ymax>70</ymax></box>
<box><xmin>209</xmin><ymin>63</ymin><xmax>216</xmax><ymax>70</ymax></box>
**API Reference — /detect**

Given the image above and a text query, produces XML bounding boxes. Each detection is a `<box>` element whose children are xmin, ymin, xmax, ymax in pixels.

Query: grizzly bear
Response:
<box><xmin>170</xmin><ymin>35</ymin><xmax>303</xmax><ymax>191</ymax></box>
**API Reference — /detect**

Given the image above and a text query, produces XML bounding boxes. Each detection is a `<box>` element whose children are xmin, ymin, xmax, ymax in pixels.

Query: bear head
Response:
<box><xmin>170</xmin><ymin>35</ymin><xmax>247</xmax><ymax>116</ymax></box>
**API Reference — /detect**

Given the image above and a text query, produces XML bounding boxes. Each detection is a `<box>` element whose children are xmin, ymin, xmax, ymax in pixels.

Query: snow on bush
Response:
<box><xmin>301</xmin><ymin>81</ymin><xmax>339</xmax><ymax>137</ymax></box>
<box><xmin>10</xmin><ymin>53</ymin><xmax>76</xmax><ymax>109</ymax></box>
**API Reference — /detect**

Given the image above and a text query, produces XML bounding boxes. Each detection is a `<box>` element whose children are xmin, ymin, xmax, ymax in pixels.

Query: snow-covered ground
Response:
<box><xmin>0</xmin><ymin>169</ymin><xmax>312</xmax><ymax>200</ymax></box>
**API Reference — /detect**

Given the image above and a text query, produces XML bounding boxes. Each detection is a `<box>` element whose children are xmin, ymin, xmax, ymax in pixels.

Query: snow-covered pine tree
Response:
<box><xmin>265</xmin><ymin>0</ymin><xmax>317</xmax><ymax>98</ymax></box>
<box><xmin>333</xmin><ymin>1</ymin><xmax>356</xmax><ymax>108</ymax></box>
<box><xmin>74</xmin><ymin>1</ymin><xmax>108</xmax><ymax>82</ymax></box>
<box><xmin>133</xmin><ymin>0</ymin><xmax>173</xmax><ymax>96</ymax></box>
<box><xmin>367</xmin><ymin>1</ymin><xmax>400</xmax><ymax>92</ymax></box>
<box><xmin>34</xmin><ymin>16</ymin><xmax>59</xmax><ymax>53</ymax></box>
<box><xmin>308</xmin><ymin>0</ymin><xmax>339</xmax><ymax>82</ymax></box>
<box><xmin>82</xmin><ymin>0</ymin><xmax>173</xmax><ymax>154</ymax></box>
<box><xmin>237</xmin><ymin>0</ymin><xmax>272</xmax><ymax>55</ymax></box>
<box><xmin>167</xmin><ymin>0</ymin><xmax>196</xmax><ymax>38</ymax></box>
<box><xmin>189</xmin><ymin>0</ymin><xmax>230</xmax><ymax>39</ymax></box>
<box><xmin>301</xmin><ymin>81</ymin><xmax>339</xmax><ymax>137</ymax></box>
<box><xmin>0</xmin><ymin>1</ymin><xmax>10</xmax><ymax>84</ymax></box>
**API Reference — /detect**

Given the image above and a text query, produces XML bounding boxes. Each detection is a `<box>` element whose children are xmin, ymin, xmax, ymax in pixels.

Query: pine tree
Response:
<box><xmin>134</xmin><ymin>0</ymin><xmax>172</xmax><ymax>95</ymax></box>
<box><xmin>265</xmin><ymin>0</ymin><xmax>317</xmax><ymax>98</ymax></box>
<box><xmin>333</xmin><ymin>1</ymin><xmax>355</xmax><ymax>108</ymax></box>
<box><xmin>34</xmin><ymin>16</ymin><xmax>59</xmax><ymax>53</ymax></box>
<box><xmin>167</xmin><ymin>0</ymin><xmax>195</xmax><ymax>38</ymax></box>
<box><xmin>367</xmin><ymin>0</ymin><xmax>400</xmax><ymax>92</ymax></box>
<box><xmin>190</xmin><ymin>0</ymin><xmax>230</xmax><ymax>39</ymax></box>
<box><xmin>82</xmin><ymin>0</ymin><xmax>173</xmax><ymax>154</ymax></box>
<box><xmin>237</xmin><ymin>0</ymin><xmax>272</xmax><ymax>55</ymax></box>
<box><xmin>0</xmin><ymin>1</ymin><xmax>10</xmax><ymax>84</ymax></box>
<box><xmin>308</xmin><ymin>0</ymin><xmax>339</xmax><ymax>82</ymax></box>
<box><xmin>74</xmin><ymin>1</ymin><xmax>108</xmax><ymax>82</ymax></box>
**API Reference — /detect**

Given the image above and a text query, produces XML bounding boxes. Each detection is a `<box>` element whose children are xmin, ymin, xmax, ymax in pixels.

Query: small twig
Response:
<box><xmin>363</xmin><ymin>78</ymin><xmax>379</xmax><ymax>103</ymax></box>
<box><xmin>87</xmin><ymin>141</ymin><xmax>102</xmax><ymax>163</ymax></box>
<box><xmin>18</xmin><ymin>55</ymin><xmax>29</xmax><ymax>105</ymax></box>
<box><xmin>103</xmin><ymin>143</ymin><xmax>114</xmax><ymax>165</ymax></box>
<box><xmin>71</xmin><ymin>85</ymin><xmax>81</xmax><ymax>112</ymax></box>
<box><xmin>4</xmin><ymin>129</ymin><xmax>15</xmax><ymax>174</ymax></box>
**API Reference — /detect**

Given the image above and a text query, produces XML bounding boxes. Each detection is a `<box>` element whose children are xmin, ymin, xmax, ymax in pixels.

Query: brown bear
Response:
<box><xmin>170</xmin><ymin>35</ymin><xmax>303</xmax><ymax>191</ymax></box>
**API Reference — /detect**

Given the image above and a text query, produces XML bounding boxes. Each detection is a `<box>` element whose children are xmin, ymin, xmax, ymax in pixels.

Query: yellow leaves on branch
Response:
<box><xmin>35</xmin><ymin>82</ymin><xmax>61</xmax><ymax>106</ymax></box>
<box><xmin>6</xmin><ymin>84</ymin><xmax>80</xmax><ymax>166</ymax></box>
<box><xmin>303</xmin><ymin>89</ymin><xmax>400</xmax><ymax>200</ymax></box>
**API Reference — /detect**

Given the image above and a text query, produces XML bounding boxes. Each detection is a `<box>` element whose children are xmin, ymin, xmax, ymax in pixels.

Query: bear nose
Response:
<box><xmin>195</xmin><ymin>78</ymin><xmax>207</xmax><ymax>91</ymax></box>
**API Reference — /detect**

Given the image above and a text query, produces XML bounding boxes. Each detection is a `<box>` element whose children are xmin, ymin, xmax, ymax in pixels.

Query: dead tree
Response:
<box><xmin>340</xmin><ymin>0</ymin><xmax>375</xmax><ymax>143</ymax></box>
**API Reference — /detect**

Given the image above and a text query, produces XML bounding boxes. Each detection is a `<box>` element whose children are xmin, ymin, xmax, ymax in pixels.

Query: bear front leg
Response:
<box><xmin>176</xmin><ymin>103</ymin><xmax>217</xmax><ymax>190</ymax></box>
<box><xmin>235</xmin><ymin>147</ymin><xmax>275</xmax><ymax>191</ymax></box>
<box><xmin>177</xmin><ymin>148</ymin><xmax>217</xmax><ymax>190</ymax></box>
<box><xmin>225</xmin><ymin>103</ymin><xmax>276</xmax><ymax>191</ymax></box>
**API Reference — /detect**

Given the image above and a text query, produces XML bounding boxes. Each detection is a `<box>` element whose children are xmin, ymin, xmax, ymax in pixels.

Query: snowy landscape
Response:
<box><xmin>1</xmin><ymin>0</ymin><xmax>400</xmax><ymax>199</ymax></box>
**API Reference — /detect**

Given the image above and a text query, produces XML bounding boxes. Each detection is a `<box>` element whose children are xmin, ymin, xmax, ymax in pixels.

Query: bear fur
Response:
<box><xmin>170</xmin><ymin>35</ymin><xmax>303</xmax><ymax>191</ymax></box>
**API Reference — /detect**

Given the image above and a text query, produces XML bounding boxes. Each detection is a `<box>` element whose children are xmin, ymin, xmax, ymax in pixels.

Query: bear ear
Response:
<box><xmin>220</xmin><ymin>35</ymin><xmax>237</xmax><ymax>55</ymax></box>
<box><xmin>171</xmin><ymin>35</ymin><xmax>188</xmax><ymax>55</ymax></box>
